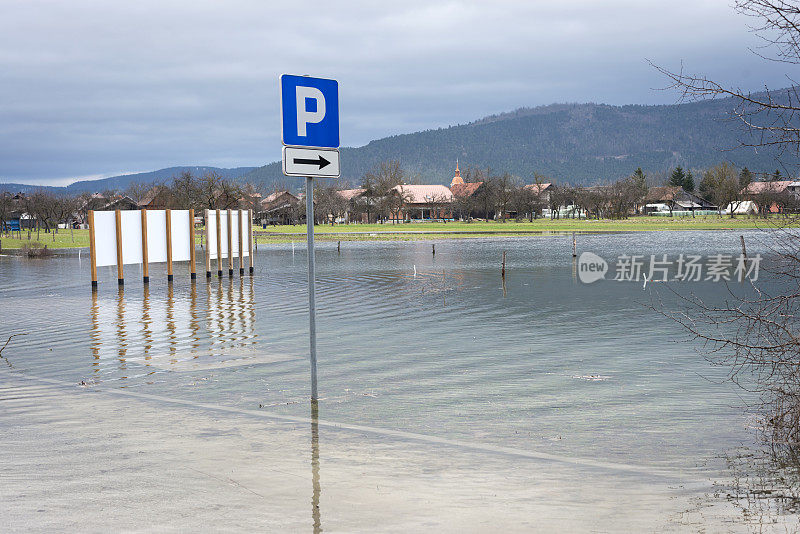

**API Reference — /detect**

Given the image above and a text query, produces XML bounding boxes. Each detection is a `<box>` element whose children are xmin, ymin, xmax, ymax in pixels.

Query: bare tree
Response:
<box><xmin>49</xmin><ymin>194</ymin><xmax>79</xmax><ymax>241</ymax></box>
<box><xmin>511</xmin><ymin>186</ymin><xmax>542</xmax><ymax>222</ymax></box>
<box><xmin>700</xmin><ymin>163</ymin><xmax>744</xmax><ymax>217</ymax></box>
<box><xmin>0</xmin><ymin>192</ymin><xmax>14</xmax><ymax>234</ymax></box>
<box><xmin>382</xmin><ymin>187</ymin><xmax>412</xmax><ymax>224</ymax></box>
<box><xmin>171</xmin><ymin>170</ymin><xmax>243</xmax><ymax>210</ymax></box>
<box><xmin>655</xmin><ymin>0</ymin><xmax>800</xmax><ymax>457</ymax></box>
<box><xmin>495</xmin><ymin>173</ymin><xmax>520</xmax><ymax>223</ymax></box>
<box><xmin>420</xmin><ymin>191</ymin><xmax>450</xmax><ymax>221</ymax></box>
<box><xmin>576</xmin><ymin>187</ymin><xmax>608</xmax><ymax>220</ymax></box>
<box><xmin>474</xmin><ymin>170</ymin><xmax>498</xmax><ymax>220</ymax></box>
<box><xmin>452</xmin><ymin>191</ymin><xmax>475</xmax><ymax>221</ymax></box>
<box><xmin>125</xmin><ymin>181</ymin><xmax>151</xmax><ymax>205</ymax></box>
<box><xmin>313</xmin><ymin>184</ymin><xmax>348</xmax><ymax>224</ymax></box>
<box><xmin>660</xmin><ymin>228</ymin><xmax>800</xmax><ymax>440</ymax></box>
<box><xmin>24</xmin><ymin>190</ymin><xmax>60</xmax><ymax>240</ymax></box>
<box><xmin>548</xmin><ymin>184</ymin><xmax>578</xmax><ymax>219</ymax></box>
<box><xmin>362</xmin><ymin>160</ymin><xmax>405</xmax><ymax>223</ymax></box>
<box><xmin>653</xmin><ymin>1</ymin><xmax>800</xmax><ymax>166</ymax></box>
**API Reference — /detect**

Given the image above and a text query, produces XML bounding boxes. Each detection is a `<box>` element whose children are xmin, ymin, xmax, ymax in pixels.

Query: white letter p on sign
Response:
<box><xmin>296</xmin><ymin>86</ymin><xmax>326</xmax><ymax>137</ymax></box>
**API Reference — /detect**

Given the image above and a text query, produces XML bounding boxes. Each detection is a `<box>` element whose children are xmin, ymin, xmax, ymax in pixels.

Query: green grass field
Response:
<box><xmin>0</xmin><ymin>216</ymin><xmax>794</xmax><ymax>250</ymax></box>
<box><xmin>255</xmin><ymin>216</ymin><xmax>794</xmax><ymax>239</ymax></box>
<box><xmin>1</xmin><ymin>229</ymin><xmax>90</xmax><ymax>250</ymax></box>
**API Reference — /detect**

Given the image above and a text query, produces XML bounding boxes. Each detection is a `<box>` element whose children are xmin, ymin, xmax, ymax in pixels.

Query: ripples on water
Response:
<box><xmin>1</xmin><ymin>229</ymin><xmax>797</xmax><ymax>527</ymax></box>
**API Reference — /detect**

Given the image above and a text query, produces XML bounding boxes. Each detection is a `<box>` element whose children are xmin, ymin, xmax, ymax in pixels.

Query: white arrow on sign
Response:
<box><xmin>282</xmin><ymin>146</ymin><xmax>340</xmax><ymax>178</ymax></box>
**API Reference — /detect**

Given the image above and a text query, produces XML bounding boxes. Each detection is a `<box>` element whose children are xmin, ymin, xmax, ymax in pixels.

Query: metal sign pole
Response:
<box><xmin>306</xmin><ymin>176</ymin><xmax>318</xmax><ymax>401</ymax></box>
<box><xmin>281</xmin><ymin>74</ymin><xmax>339</xmax><ymax>402</ymax></box>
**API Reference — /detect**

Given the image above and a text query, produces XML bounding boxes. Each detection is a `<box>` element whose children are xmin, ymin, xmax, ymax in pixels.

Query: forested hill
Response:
<box><xmin>244</xmin><ymin>95</ymin><xmax>800</xmax><ymax>187</ymax></box>
<box><xmin>5</xmin><ymin>94</ymin><xmax>799</xmax><ymax>194</ymax></box>
<box><xmin>0</xmin><ymin>166</ymin><xmax>257</xmax><ymax>194</ymax></box>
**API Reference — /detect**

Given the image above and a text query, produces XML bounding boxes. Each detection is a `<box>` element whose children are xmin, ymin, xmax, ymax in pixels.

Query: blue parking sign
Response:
<box><xmin>281</xmin><ymin>74</ymin><xmax>339</xmax><ymax>149</ymax></box>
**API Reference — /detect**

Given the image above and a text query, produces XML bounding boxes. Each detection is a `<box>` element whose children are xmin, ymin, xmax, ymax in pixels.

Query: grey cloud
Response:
<box><xmin>0</xmin><ymin>0</ymin><xmax>790</xmax><ymax>184</ymax></box>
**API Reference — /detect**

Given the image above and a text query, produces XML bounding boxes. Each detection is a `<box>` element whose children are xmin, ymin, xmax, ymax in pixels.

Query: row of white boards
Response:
<box><xmin>88</xmin><ymin>209</ymin><xmax>254</xmax><ymax>288</ymax></box>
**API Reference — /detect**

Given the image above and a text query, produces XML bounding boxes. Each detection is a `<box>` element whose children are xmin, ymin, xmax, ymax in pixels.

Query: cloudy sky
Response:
<box><xmin>0</xmin><ymin>0</ymin><xmax>790</xmax><ymax>185</ymax></box>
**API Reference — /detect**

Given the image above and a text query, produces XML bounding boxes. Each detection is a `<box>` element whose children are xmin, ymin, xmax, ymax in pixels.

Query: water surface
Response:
<box><xmin>1</xmin><ymin>230</ymin><xmax>794</xmax><ymax>531</ymax></box>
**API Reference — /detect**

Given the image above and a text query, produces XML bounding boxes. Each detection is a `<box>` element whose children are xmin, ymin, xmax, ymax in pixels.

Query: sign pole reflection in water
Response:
<box><xmin>306</xmin><ymin>176</ymin><xmax>318</xmax><ymax>401</ymax></box>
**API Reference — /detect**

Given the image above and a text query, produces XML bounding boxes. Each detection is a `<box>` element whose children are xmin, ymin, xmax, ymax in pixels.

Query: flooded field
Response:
<box><xmin>1</xmin><ymin>230</ymin><xmax>797</xmax><ymax>532</ymax></box>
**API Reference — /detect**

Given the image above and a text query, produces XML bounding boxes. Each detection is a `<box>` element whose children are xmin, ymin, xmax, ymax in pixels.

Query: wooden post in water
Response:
<box><xmin>216</xmin><ymin>209</ymin><xmax>223</xmax><ymax>277</ymax></box>
<box><xmin>248</xmin><ymin>209</ymin><xmax>254</xmax><ymax>275</ymax></box>
<box><xmin>337</xmin><ymin>241</ymin><xmax>340</xmax><ymax>254</ymax></box>
<box><xmin>740</xmin><ymin>235</ymin><xmax>747</xmax><ymax>258</ymax></box>
<box><xmin>226</xmin><ymin>209</ymin><xmax>233</xmax><ymax>277</ymax></box>
<box><xmin>238</xmin><ymin>210</ymin><xmax>245</xmax><ymax>276</ymax></box>
<box><xmin>189</xmin><ymin>208</ymin><xmax>196</xmax><ymax>280</ymax></box>
<box><xmin>165</xmin><ymin>209</ymin><xmax>173</xmax><ymax>282</ymax></box>
<box><xmin>501</xmin><ymin>251</ymin><xmax>507</xmax><ymax>297</ymax></box>
<box><xmin>141</xmin><ymin>209</ymin><xmax>149</xmax><ymax>284</ymax></box>
<box><xmin>114</xmin><ymin>209</ymin><xmax>124</xmax><ymax>286</ymax></box>
<box><xmin>572</xmin><ymin>232</ymin><xmax>577</xmax><ymax>258</ymax></box>
<box><xmin>88</xmin><ymin>210</ymin><xmax>98</xmax><ymax>290</ymax></box>
<box><xmin>432</xmin><ymin>243</ymin><xmax>435</xmax><ymax>256</ymax></box>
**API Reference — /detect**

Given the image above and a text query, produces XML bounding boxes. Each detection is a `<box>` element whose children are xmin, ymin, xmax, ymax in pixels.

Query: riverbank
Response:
<box><xmin>0</xmin><ymin>216</ymin><xmax>793</xmax><ymax>249</ymax></box>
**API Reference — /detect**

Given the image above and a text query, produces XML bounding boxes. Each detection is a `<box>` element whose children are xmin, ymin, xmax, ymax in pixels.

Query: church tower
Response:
<box><xmin>450</xmin><ymin>159</ymin><xmax>464</xmax><ymax>187</ymax></box>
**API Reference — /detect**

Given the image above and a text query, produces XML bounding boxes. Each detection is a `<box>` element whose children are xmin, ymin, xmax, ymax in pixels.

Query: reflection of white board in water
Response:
<box><xmin>206</xmin><ymin>278</ymin><xmax>256</xmax><ymax>351</ymax></box>
<box><xmin>90</xmin><ymin>295</ymin><xmax>118</xmax><ymax>364</ymax></box>
<box><xmin>89</xmin><ymin>280</ymin><xmax>285</xmax><ymax>375</ymax></box>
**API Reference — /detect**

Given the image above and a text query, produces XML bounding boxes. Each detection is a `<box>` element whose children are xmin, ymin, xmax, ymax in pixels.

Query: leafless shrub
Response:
<box><xmin>21</xmin><ymin>242</ymin><xmax>52</xmax><ymax>257</ymax></box>
<box><xmin>659</xmin><ymin>223</ymin><xmax>800</xmax><ymax>445</ymax></box>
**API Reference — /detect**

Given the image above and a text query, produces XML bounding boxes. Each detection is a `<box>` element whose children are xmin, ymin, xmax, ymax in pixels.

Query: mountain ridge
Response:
<box><xmin>0</xmin><ymin>166</ymin><xmax>258</xmax><ymax>195</ymax></box>
<box><xmin>3</xmin><ymin>91</ymin><xmax>798</xmax><ymax>194</ymax></box>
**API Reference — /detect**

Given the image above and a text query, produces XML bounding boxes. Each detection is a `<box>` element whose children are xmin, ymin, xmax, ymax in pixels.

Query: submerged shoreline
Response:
<box><xmin>0</xmin><ymin>217</ymin><xmax>793</xmax><ymax>250</ymax></box>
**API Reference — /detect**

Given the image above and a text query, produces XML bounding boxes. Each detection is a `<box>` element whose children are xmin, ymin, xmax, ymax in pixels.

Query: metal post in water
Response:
<box><xmin>306</xmin><ymin>176</ymin><xmax>318</xmax><ymax>401</ymax></box>
<box><xmin>572</xmin><ymin>232</ymin><xmax>577</xmax><ymax>258</ymax></box>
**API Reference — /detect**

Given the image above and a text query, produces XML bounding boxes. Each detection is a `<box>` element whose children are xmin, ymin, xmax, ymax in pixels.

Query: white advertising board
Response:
<box><xmin>170</xmin><ymin>210</ymin><xmax>191</xmax><ymax>262</ymax></box>
<box><xmin>146</xmin><ymin>210</ymin><xmax>168</xmax><ymax>264</ymax></box>
<box><xmin>92</xmin><ymin>209</ymin><xmax>202</xmax><ymax>268</ymax></box>
<box><xmin>240</xmin><ymin>210</ymin><xmax>250</xmax><ymax>258</ymax></box>
<box><xmin>206</xmin><ymin>210</ymin><xmax>218</xmax><ymax>260</ymax></box>
<box><xmin>94</xmin><ymin>211</ymin><xmax>119</xmax><ymax>268</ymax></box>
<box><xmin>120</xmin><ymin>210</ymin><xmax>143</xmax><ymax>265</ymax></box>
<box><xmin>206</xmin><ymin>209</ymin><xmax>248</xmax><ymax>260</ymax></box>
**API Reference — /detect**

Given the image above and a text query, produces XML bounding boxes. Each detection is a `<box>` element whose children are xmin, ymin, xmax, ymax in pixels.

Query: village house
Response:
<box><xmin>1</xmin><ymin>192</ymin><xmax>31</xmax><ymax>231</ymax></box>
<box><xmin>257</xmin><ymin>190</ymin><xmax>300</xmax><ymax>225</ymax></box>
<box><xmin>523</xmin><ymin>182</ymin><xmax>553</xmax><ymax>205</ymax></box>
<box><xmin>103</xmin><ymin>195</ymin><xmax>139</xmax><ymax>211</ymax></box>
<box><xmin>449</xmin><ymin>162</ymin><xmax>489</xmax><ymax>219</ymax></box>
<box><xmin>78</xmin><ymin>192</ymin><xmax>138</xmax><ymax>217</ymax></box>
<box><xmin>644</xmin><ymin>186</ymin><xmax>716</xmax><ymax>214</ymax></box>
<box><xmin>335</xmin><ymin>188</ymin><xmax>366</xmax><ymax>223</ymax></box>
<box><xmin>388</xmin><ymin>184</ymin><xmax>454</xmax><ymax>222</ymax></box>
<box><xmin>81</xmin><ymin>192</ymin><xmax>113</xmax><ymax>212</ymax></box>
<box><xmin>139</xmin><ymin>185</ymin><xmax>175</xmax><ymax>210</ymax></box>
<box><xmin>238</xmin><ymin>191</ymin><xmax>262</xmax><ymax>212</ymax></box>
<box><xmin>741</xmin><ymin>180</ymin><xmax>798</xmax><ymax>213</ymax></box>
